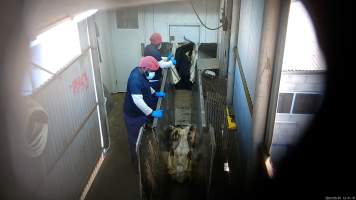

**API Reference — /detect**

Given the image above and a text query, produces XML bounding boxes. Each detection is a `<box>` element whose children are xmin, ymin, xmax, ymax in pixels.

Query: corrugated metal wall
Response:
<box><xmin>31</xmin><ymin>50</ymin><xmax>97</xmax><ymax>174</ymax></box>
<box><xmin>15</xmin><ymin>19</ymin><xmax>104</xmax><ymax>199</ymax></box>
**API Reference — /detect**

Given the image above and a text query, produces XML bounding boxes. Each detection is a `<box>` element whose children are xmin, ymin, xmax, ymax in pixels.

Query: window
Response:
<box><xmin>21</xmin><ymin>9</ymin><xmax>97</xmax><ymax>96</ymax></box>
<box><xmin>116</xmin><ymin>7</ymin><xmax>139</xmax><ymax>29</ymax></box>
<box><xmin>31</xmin><ymin>20</ymin><xmax>81</xmax><ymax>73</ymax></box>
<box><xmin>292</xmin><ymin>93</ymin><xmax>323</xmax><ymax>114</ymax></box>
<box><xmin>277</xmin><ymin>93</ymin><xmax>293</xmax><ymax>113</ymax></box>
<box><xmin>22</xmin><ymin>19</ymin><xmax>83</xmax><ymax>95</ymax></box>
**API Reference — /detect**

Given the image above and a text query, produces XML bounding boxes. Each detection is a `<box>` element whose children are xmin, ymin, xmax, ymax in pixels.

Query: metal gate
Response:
<box><xmin>136</xmin><ymin>68</ymin><xmax>216</xmax><ymax>200</ymax></box>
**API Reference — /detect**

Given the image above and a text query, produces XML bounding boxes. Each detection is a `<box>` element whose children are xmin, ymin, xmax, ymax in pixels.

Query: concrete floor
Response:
<box><xmin>86</xmin><ymin>93</ymin><xmax>139</xmax><ymax>200</ymax></box>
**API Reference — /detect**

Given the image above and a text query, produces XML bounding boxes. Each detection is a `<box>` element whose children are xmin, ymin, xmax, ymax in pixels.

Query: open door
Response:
<box><xmin>87</xmin><ymin>16</ymin><xmax>111</xmax><ymax>151</ymax></box>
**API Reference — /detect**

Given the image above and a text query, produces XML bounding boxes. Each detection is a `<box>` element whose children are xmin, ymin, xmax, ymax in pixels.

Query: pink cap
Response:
<box><xmin>138</xmin><ymin>56</ymin><xmax>159</xmax><ymax>71</ymax></box>
<box><xmin>149</xmin><ymin>32</ymin><xmax>162</xmax><ymax>46</ymax></box>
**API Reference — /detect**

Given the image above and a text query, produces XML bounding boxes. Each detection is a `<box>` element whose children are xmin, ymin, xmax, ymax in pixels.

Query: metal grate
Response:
<box><xmin>205</xmin><ymin>91</ymin><xmax>227</xmax><ymax>156</ymax></box>
<box><xmin>201</xmin><ymin>72</ymin><xmax>242</xmax><ymax>196</ymax></box>
<box><xmin>137</xmin><ymin>127</ymin><xmax>167</xmax><ymax>200</ymax></box>
<box><xmin>202</xmin><ymin>72</ymin><xmax>227</xmax><ymax>156</ymax></box>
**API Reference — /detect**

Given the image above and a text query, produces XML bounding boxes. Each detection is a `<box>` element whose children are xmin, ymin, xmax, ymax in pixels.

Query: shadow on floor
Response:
<box><xmin>86</xmin><ymin>93</ymin><xmax>139</xmax><ymax>200</ymax></box>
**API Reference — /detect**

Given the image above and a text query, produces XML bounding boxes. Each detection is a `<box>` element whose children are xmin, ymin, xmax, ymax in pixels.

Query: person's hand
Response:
<box><xmin>167</xmin><ymin>52</ymin><xmax>174</xmax><ymax>60</ymax></box>
<box><xmin>151</xmin><ymin>109</ymin><xmax>164</xmax><ymax>118</ymax></box>
<box><xmin>171</xmin><ymin>58</ymin><xmax>177</xmax><ymax>65</ymax></box>
<box><xmin>155</xmin><ymin>91</ymin><xmax>166</xmax><ymax>98</ymax></box>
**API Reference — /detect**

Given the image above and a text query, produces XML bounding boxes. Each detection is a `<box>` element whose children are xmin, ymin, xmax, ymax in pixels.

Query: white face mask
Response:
<box><xmin>157</xmin><ymin>44</ymin><xmax>162</xmax><ymax>49</ymax></box>
<box><xmin>145</xmin><ymin>71</ymin><xmax>155</xmax><ymax>80</ymax></box>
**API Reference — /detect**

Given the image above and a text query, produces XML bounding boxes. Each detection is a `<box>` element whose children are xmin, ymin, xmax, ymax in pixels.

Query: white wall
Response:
<box><xmin>94</xmin><ymin>11</ymin><xmax>118</xmax><ymax>93</ymax></box>
<box><xmin>143</xmin><ymin>0</ymin><xmax>220</xmax><ymax>44</ymax></box>
<box><xmin>95</xmin><ymin>0</ymin><xmax>220</xmax><ymax>93</ymax></box>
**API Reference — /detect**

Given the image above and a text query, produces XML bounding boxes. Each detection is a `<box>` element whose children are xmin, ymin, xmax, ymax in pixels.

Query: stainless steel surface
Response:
<box><xmin>136</xmin><ymin>127</ymin><xmax>144</xmax><ymax>200</ymax></box>
<box><xmin>196</xmin><ymin>69</ymin><xmax>207</xmax><ymax>128</ymax></box>
<box><xmin>153</xmin><ymin>69</ymin><xmax>168</xmax><ymax>128</ymax></box>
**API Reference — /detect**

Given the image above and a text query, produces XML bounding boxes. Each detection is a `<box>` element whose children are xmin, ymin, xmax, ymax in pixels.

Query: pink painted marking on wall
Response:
<box><xmin>71</xmin><ymin>72</ymin><xmax>89</xmax><ymax>94</ymax></box>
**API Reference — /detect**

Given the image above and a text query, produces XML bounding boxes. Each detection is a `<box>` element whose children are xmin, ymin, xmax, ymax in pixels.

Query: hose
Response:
<box><xmin>190</xmin><ymin>0</ymin><xmax>224</xmax><ymax>30</ymax></box>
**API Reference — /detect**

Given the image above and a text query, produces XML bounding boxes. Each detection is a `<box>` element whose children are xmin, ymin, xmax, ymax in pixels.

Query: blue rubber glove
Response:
<box><xmin>167</xmin><ymin>52</ymin><xmax>173</xmax><ymax>60</ymax></box>
<box><xmin>151</xmin><ymin>109</ymin><xmax>164</xmax><ymax>118</ymax></box>
<box><xmin>171</xmin><ymin>58</ymin><xmax>177</xmax><ymax>65</ymax></box>
<box><xmin>155</xmin><ymin>91</ymin><xmax>166</xmax><ymax>98</ymax></box>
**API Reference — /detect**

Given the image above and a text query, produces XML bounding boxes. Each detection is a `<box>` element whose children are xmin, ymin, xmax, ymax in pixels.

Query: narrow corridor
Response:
<box><xmin>86</xmin><ymin>93</ymin><xmax>139</xmax><ymax>200</ymax></box>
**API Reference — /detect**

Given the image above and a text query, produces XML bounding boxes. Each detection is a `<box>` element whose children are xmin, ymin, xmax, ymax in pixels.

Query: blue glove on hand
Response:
<box><xmin>151</xmin><ymin>109</ymin><xmax>164</xmax><ymax>118</ymax></box>
<box><xmin>167</xmin><ymin>52</ymin><xmax>173</xmax><ymax>60</ymax></box>
<box><xmin>171</xmin><ymin>58</ymin><xmax>177</xmax><ymax>65</ymax></box>
<box><xmin>155</xmin><ymin>91</ymin><xmax>166</xmax><ymax>98</ymax></box>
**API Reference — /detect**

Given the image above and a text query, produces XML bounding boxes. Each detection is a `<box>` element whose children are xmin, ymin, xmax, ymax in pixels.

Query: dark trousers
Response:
<box><xmin>124</xmin><ymin>113</ymin><xmax>148</xmax><ymax>174</ymax></box>
<box><xmin>128</xmin><ymin>142</ymin><xmax>138</xmax><ymax>174</ymax></box>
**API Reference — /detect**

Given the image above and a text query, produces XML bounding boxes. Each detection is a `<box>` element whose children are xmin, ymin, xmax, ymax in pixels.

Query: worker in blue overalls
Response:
<box><xmin>123</xmin><ymin>56</ymin><xmax>166</xmax><ymax>173</ymax></box>
<box><xmin>144</xmin><ymin>32</ymin><xmax>177</xmax><ymax>93</ymax></box>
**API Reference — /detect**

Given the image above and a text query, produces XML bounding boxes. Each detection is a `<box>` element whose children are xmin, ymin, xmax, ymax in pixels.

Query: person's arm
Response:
<box><xmin>131</xmin><ymin>94</ymin><xmax>153</xmax><ymax>116</ymax></box>
<box><xmin>151</xmin><ymin>48</ymin><xmax>174</xmax><ymax>69</ymax></box>
<box><xmin>158</xmin><ymin>60</ymin><xmax>174</xmax><ymax>68</ymax></box>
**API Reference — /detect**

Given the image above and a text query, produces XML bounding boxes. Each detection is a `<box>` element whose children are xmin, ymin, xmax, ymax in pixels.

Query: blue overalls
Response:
<box><xmin>144</xmin><ymin>44</ymin><xmax>162</xmax><ymax>93</ymax></box>
<box><xmin>123</xmin><ymin>67</ymin><xmax>155</xmax><ymax>173</ymax></box>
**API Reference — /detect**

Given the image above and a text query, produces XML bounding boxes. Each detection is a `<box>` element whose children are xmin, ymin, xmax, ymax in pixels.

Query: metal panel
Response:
<box><xmin>26</xmin><ymin>42</ymin><xmax>102</xmax><ymax>198</ymax></box>
<box><xmin>138</xmin><ymin>65</ymin><xmax>215</xmax><ymax>200</ymax></box>
<box><xmin>32</xmin><ymin>50</ymin><xmax>97</xmax><ymax>174</ymax></box>
<box><xmin>137</xmin><ymin>127</ymin><xmax>165</xmax><ymax>200</ymax></box>
<box><xmin>36</xmin><ymin>109</ymin><xmax>101</xmax><ymax>199</ymax></box>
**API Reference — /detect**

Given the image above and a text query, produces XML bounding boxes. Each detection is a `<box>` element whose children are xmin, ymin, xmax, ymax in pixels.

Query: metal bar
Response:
<box><xmin>152</xmin><ymin>69</ymin><xmax>168</xmax><ymax>128</ymax></box>
<box><xmin>198</xmin><ymin>69</ymin><xmax>207</xmax><ymax>128</ymax></box>
<box><xmin>235</xmin><ymin>51</ymin><xmax>254</xmax><ymax>115</ymax></box>
<box><xmin>207</xmin><ymin>126</ymin><xmax>216</xmax><ymax>199</ymax></box>
<box><xmin>31</xmin><ymin>62</ymin><xmax>56</xmax><ymax>75</ymax></box>
<box><xmin>136</xmin><ymin>126</ymin><xmax>144</xmax><ymax>200</ymax></box>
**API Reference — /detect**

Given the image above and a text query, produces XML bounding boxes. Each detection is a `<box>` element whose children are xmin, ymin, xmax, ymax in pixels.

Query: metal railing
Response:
<box><xmin>136</xmin><ymin>66</ymin><xmax>216</xmax><ymax>199</ymax></box>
